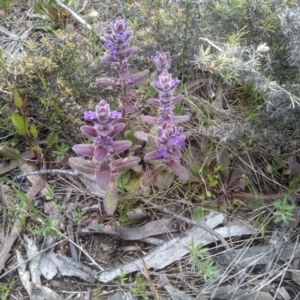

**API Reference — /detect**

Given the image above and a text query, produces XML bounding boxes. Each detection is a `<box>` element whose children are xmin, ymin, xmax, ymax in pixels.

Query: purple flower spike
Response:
<box><xmin>112</xmin><ymin>18</ymin><xmax>128</xmax><ymax>35</ymax></box>
<box><xmin>151</xmin><ymin>51</ymin><xmax>172</xmax><ymax>76</ymax></box>
<box><xmin>153</xmin><ymin>71</ymin><xmax>180</xmax><ymax>94</ymax></box>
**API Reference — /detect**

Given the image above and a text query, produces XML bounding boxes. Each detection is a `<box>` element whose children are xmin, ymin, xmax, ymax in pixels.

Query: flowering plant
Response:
<box><xmin>69</xmin><ymin>18</ymin><xmax>190</xmax><ymax>214</ymax></box>
<box><xmin>135</xmin><ymin>51</ymin><xmax>191</xmax><ymax>185</ymax></box>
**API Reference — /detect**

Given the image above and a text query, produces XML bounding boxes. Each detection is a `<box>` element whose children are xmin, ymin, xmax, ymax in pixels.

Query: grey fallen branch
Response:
<box><xmin>217</xmin><ymin>242</ymin><xmax>300</xmax><ymax>269</ymax></box>
<box><xmin>96</xmin><ymin>213</ymin><xmax>257</xmax><ymax>282</ymax></box>
<box><xmin>78</xmin><ymin>218</ymin><xmax>177</xmax><ymax>243</ymax></box>
<box><xmin>140</xmin><ymin>198</ymin><xmax>236</xmax><ymax>259</ymax></box>
<box><xmin>15</xmin><ymin>169</ymin><xmax>80</xmax><ymax>179</ymax></box>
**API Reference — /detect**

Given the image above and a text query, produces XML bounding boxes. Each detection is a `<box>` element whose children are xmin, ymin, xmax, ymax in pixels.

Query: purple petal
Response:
<box><xmin>96</xmin><ymin>77</ymin><xmax>121</xmax><ymax>87</ymax></box>
<box><xmin>156</xmin><ymin>148</ymin><xmax>167</xmax><ymax>158</ymax></box>
<box><xmin>109</xmin><ymin>110</ymin><xmax>121</xmax><ymax>119</ymax></box>
<box><xmin>68</xmin><ymin>157</ymin><xmax>96</xmax><ymax>175</ymax></box>
<box><xmin>83</xmin><ymin>111</ymin><xmax>97</xmax><ymax>121</ymax></box>
<box><xmin>111</xmin><ymin>140</ymin><xmax>132</xmax><ymax>154</ymax></box>
<box><xmin>81</xmin><ymin>125</ymin><xmax>97</xmax><ymax>137</ymax></box>
<box><xmin>95</xmin><ymin>165</ymin><xmax>111</xmax><ymax>190</ymax></box>
<box><xmin>112</xmin><ymin>156</ymin><xmax>141</xmax><ymax>173</ymax></box>
<box><xmin>167</xmin><ymin>160</ymin><xmax>189</xmax><ymax>180</ymax></box>
<box><xmin>94</xmin><ymin>146</ymin><xmax>108</xmax><ymax>161</ymax></box>
<box><xmin>73</xmin><ymin>144</ymin><xmax>94</xmax><ymax>156</ymax></box>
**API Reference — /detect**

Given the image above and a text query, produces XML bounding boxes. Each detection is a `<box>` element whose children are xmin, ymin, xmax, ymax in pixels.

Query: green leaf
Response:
<box><xmin>104</xmin><ymin>179</ymin><xmax>119</xmax><ymax>215</ymax></box>
<box><xmin>117</xmin><ymin>170</ymin><xmax>131</xmax><ymax>189</ymax></box>
<box><xmin>33</xmin><ymin>1</ymin><xmax>42</xmax><ymax>15</ymax></box>
<box><xmin>0</xmin><ymin>145</ymin><xmax>21</xmax><ymax>160</ymax></box>
<box><xmin>38</xmin><ymin>74</ymin><xmax>50</xmax><ymax>96</ymax></box>
<box><xmin>30</xmin><ymin>124</ymin><xmax>38</xmax><ymax>139</ymax></box>
<box><xmin>13</xmin><ymin>89</ymin><xmax>23</xmax><ymax>109</ymax></box>
<box><xmin>12</xmin><ymin>186</ymin><xmax>46</xmax><ymax>223</ymax></box>
<box><xmin>189</xmin><ymin>162</ymin><xmax>202</xmax><ymax>177</ymax></box>
<box><xmin>0</xmin><ymin>48</ymin><xmax>4</xmax><ymax>68</ymax></box>
<box><xmin>124</xmin><ymin>171</ymin><xmax>140</xmax><ymax>192</ymax></box>
<box><xmin>31</xmin><ymin>145</ymin><xmax>42</xmax><ymax>152</ymax></box>
<box><xmin>47</xmin><ymin>132</ymin><xmax>57</xmax><ymax>148</ymax></box>
<box><xmin>11</xmin><ymin>113</ymin><xmax>27</xmax><ymax>136</ymax></box>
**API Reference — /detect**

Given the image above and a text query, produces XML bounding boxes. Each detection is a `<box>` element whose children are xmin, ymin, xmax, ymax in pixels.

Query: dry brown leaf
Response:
<box><xmin>211</xmin><ymin>285</ymin><xmax>273</xmax><ymax>300</ymax></box>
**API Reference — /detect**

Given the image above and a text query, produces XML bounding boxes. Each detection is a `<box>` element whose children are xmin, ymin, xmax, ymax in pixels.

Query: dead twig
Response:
<box><xmin>55</xmin><ymin>0</ymin><xmax>91</xmax><ymax>30</ymax></box>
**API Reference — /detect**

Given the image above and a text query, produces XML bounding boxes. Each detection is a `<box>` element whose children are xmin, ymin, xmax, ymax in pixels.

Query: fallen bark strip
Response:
<box><xmin>78</xmin><ymin>218</ymin><xmax>176</xmax><ymax>241</ymax></box>
<box><xmin>140</xmin><ymin>198</ymin><xmax>238</xmax><ymax>263</ymax></box>
<box><xmin>217</xmin><ymin>242</ymin><xmax>299</xmax><ymax>268</ymax></box>
<box><xmin>96</xmin><ymin>214</ymin><xmax>257</xmax><ymax>282</ymax></box>
<box><xmin>0</xmin><ymin>164</ymin><xmax>46</xmax><ymax>273</ymax></box>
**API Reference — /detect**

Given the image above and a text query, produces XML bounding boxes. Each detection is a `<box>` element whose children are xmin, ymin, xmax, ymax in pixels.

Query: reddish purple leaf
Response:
<box><xmin>123</xmin><ymin>102</ymin><xmax>135</xmax><ymax>113</ymax></box>
<box><xmin>73</xmin><ymin>144</ymin><xmax>94</xmax><ymax>157</ymax></box>
<box><xmin>140</xmin><ymin>115</ymin><xmax>158</xmax><ymax>125</ymax></box>
<box><xmin>142</xmin><ymin>166</ymin><xmax>164</xmax><ymax>186</ymax></box>
<box><xmin>167</xmin><ymin>160</ymin><xmax>189</xmax><ymax>180</ymax></box>
<box><xmin>148</xmin><ymin>99</ymin><xmax>161</xmax><ymax>107</ymax></box>
<box><xmin>119</xmin><ymin>47</ymin><xmax>138</xmax><ymax>59</ymax></box>
<box><xmin>172</xmin><ymin>115</ymin><xmax>190</xmax><ymax>123</ymax></box>
<box><xmin>96</xmin><ymin>77</ymin><xmax>121</xmax><ymax>87</ymax></box>
<box><xmin>169</xmin><ymin>148</ymin><xmax>182</xmax><ymax>158</ymax></box>
<box><xmin>145</xmin><ymin>150</ymin><xmax>163</xmax><ymax>161</ymax></box>
<box><xmin>94</xmin><ymin>146</ymin><xmax>108</xmax><ymax>161</ymax></box>
<box><xmin>95</xmin><ymin>165</ymin><xmax>111</xmax><ymax>190</ymax></box>
<box><xmin>119</xmin><ymin>70</ymin><xmax>131</xmax><ymax>81</ymax></box>
<box><xmin>110</xmin><ymin>123</ymin><xmax>125</xmax><ymax>137</ymax></box>
<box><xmin>130</xmin><ymin>70</ymin><xmax>149</xmax><ymax>85</ymax></box>
<box><xmin>112</xmin><ymin>156</ymin><xmax>141</xmax><ymax>173</ymax></box>
<box><xmin>134</xmin><ymin>131</ymin><xmax>151</xmax><ymax>142</ymax></box>
<box><xmin>81</xmin><ymin>125</ymin><xmax>97</xmax><ymax>137</ymax></box>
<box><xmin>170</xmin><ymin>95</ymin><xmax>183</xmax><ymax>105</ymax></box>
<box><xmin>101</xmin><ymin>55</ymin><xmax>118</xmax><ymax>62</ymax></box>
<box><xmin>68</xmin><ymin>157</ymin><xmax>96</xmax><ymax>175</ymax></box>
<box><xmin>112</xmin><ymin>140</ymin><xmax>132</xmax><ymax>154</ymax></box>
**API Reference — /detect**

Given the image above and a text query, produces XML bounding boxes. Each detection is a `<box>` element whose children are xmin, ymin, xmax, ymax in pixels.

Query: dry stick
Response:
<box><xmin>139</xmin><ymin>198</ymin><xmax>236</xmax><ymax>261</ymax></box>
<box><xmin>63</xmin><ymin>189</ymin><xmax>78</xmax><ymax>262</ymax></box>
<box><xmin>55</xmin><ymin>0</ymin><xmax>91</xmax><ymax>30</ymax></box>
<box><xmin>229</xmin><ymin>192</ymin><xmax>300</xmax><ymax>200</ymax></box>
<box><xmin>15</xmin><ymin>169</ymin><xmax>80</xmax><ymax>179</ymax></box>
<box><xmin>0</xmin><ymin>176</ymin><xmax>46</xmax><ymax>273</ymax></box>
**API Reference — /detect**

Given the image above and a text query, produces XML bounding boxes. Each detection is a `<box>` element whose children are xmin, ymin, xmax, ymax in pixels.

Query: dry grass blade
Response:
<box><xmin>0</xmin><ymin>163</ymin><xmax>46</xmax><ymax>272</ymax></box>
